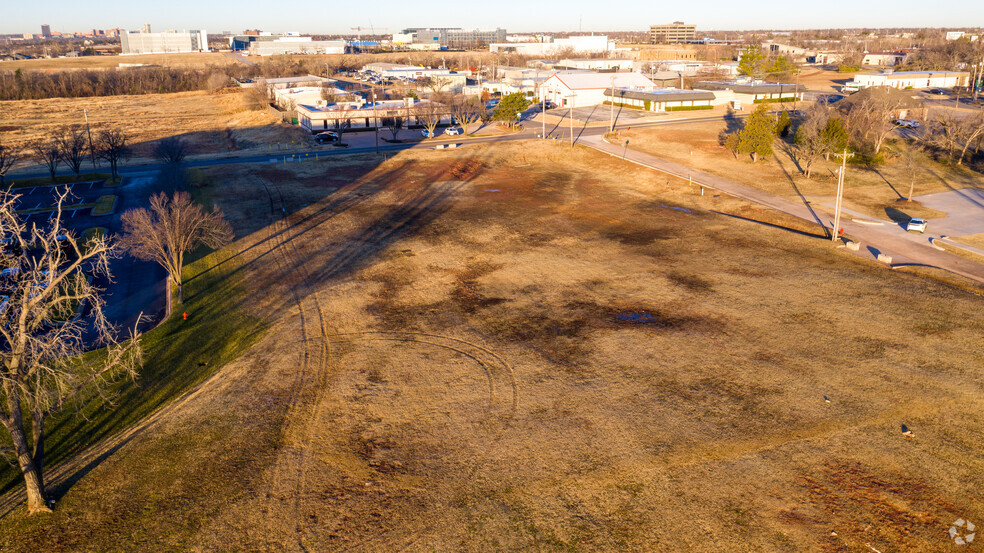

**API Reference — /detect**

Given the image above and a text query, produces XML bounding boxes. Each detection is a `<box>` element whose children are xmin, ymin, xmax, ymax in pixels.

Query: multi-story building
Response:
<box><xmin>649</xmin><ymin>22</ymin><xmax>696</xmax><ymax>44</ymax></box>
<box><xmin>394</xmin><ymin>28</ymin><xmax>506</xmax><ymax>48</ymax></box>
<box><xmin>40</xmin><ymin>24</ymin><xmax>51</xmax><ymax>38</ymax></box>
<box><xmin>120</xmin><ymin>29</ymin><xmax>207</xmax><ymax>54</ymax></box>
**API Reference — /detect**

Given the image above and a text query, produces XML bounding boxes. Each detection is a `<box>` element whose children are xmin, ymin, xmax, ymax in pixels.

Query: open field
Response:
<box><xmin>798</xmin><ymin>69</ymin><xmax>852</xmax><ymax>93</ymax></box>
<box><xmin>0</xmin><ymin>52</ymin><xmax>244</xmax><ymax>72</ymax></box>
<box><xmin>621</xmin><ymin>120</ymin><xmax>982</xmax><ymax>224</ymax></box>
<box><xmin>2</xmin><ymin>141</ymin><xmax>984</xmax><ymax>551</ymax></box>
<box><xmin>0</xmin><ymin>89</ymin><xmax>311</xmax><ymax>165</ymax></box>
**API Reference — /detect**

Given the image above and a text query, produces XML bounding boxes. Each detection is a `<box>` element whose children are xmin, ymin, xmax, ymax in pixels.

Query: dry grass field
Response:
<box><xmin>621</xmin><ymin>120</ymin><xmax>980</xmax><ymax>223</ymax></box>
<box><xmin>0</xmin><ymin>52</ymin><xmax>244</xmax><ymax>72</ymax></box>
<box><xmin>2</xmin><ymin>142</ymin><xmax>983</xmax><ymax>552</ymax></box>
<box><xmin>0</xmin><ymin>89</ymin><xmax>311</xmax><ymax>165</ymax></box>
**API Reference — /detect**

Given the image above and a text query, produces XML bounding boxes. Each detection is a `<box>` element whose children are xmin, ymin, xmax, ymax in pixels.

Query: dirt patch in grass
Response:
<box><xmin>6</xmin><ymin>141</ymin><xmax>984</xmax><ymax>552</ymax></box>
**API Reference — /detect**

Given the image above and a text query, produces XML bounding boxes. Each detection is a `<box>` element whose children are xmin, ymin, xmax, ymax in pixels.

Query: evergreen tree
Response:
<box><xmin>737</xmin><ymin>105</ymin><xmax>775</xmax><ymax>162</ymax></box>
<box><xmin>775</xmin><ymin>110</ymin><xmax>792</xmax><ymax>137</ymax></box>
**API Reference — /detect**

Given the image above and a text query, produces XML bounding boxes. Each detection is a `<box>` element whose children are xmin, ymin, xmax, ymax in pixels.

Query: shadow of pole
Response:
<box><xmin>772</xmin><ymin>152</ymin><xmax>831</xmax><ymax>237</ymax></box>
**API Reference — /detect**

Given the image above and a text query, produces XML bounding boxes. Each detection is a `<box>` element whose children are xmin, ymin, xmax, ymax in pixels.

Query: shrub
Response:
<box><xmin>666</xmin><ymin>105</ymin><xmax>714</xmax><ymax>111</ymax></box>
<box><xmin>753</xmin><ymin>97</ymin><xmax>798</xmax><ymax>104</ymax></box>
<box><xmin>838</xmin><ymin>65</ymin><xmax>861</xmax><ymax>72</ymax></box>
<box><xmin>602</xmin><ymin>101</ymin><xmax>645</xmax><ymax>110</ymax></box>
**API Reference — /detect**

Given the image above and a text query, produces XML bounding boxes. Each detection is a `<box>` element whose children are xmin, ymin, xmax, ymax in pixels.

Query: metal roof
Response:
<box><xmin>693</xmin><ymin>81</ymin><xmax>806</xmax><ymax>94</ymax></box>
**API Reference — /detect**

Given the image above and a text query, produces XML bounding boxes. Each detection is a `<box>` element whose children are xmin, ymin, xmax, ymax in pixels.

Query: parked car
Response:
<box><xmin>315</xmin><ymin>132</ymin><xmax>339</xmax><ymax>144</ymax></box>
<box><xmin>421</xmin><ymin>130</ymin><xmax>435</xmax><ymax>138</ymax></box>
<box><xmin>444</xmin><ymin>127</ymin><xmax>461</xmax><ymax>136</ymax></box>
<box><xmin>906</xmin><ymin>218</ymin><xmax>928</xmax><ymax>233</ymax></box>
<box><xmin>894</xmin><ymin>119</ymin><xmax>920</xmax><ymax>128</ymax></box>
<box><xmin>926</xmin><ymin>88</ymin><xmax>947</xmax><ymax>95</ymax></box>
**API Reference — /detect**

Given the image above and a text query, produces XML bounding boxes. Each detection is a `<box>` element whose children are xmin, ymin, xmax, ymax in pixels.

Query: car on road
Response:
<box><xmin>894</xmin><ymin>119</ymin><xmax>920</xmax><ymax>128</ymax></box>
<box><xmin>421</xmin><ymin>130</ymin><xmax>435</xmax><ymax>138</ymax></box>
<box><xmin>444</xmin><ymin>127</ymin><xmax>460</xmax><ymax>136</ymax></box>
<box><xmin>906</xmin><ymin>218</ymin><xmax>928</xmax><ymax>233</ymax></box>
<box><xmin>315</xmin><ymin>132</ymin><xmax>339</xmax><ymax>144</ymax></box>
<box><xmin>926</xmin><ymin>88</ymin><xmax>947</xmax><ymax>95</ymax></box>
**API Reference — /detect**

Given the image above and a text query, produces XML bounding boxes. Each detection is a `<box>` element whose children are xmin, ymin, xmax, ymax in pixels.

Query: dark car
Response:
<box><xmin>314</xmin><ymin>132</ymin><xmax>339</xmax><ymax>144</ymax></box>
<box><xmin>926</xmin><ymin>88</ymin><xmax>947</xmax><ymax>95</ymax></box>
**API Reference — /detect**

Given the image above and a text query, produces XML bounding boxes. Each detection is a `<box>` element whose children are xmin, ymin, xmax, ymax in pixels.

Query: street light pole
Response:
<box><xmin>83</xmin><ymin>109</ymin><xmax>97</xmax><ymax>176</ymax></box>
<box><xmin>569</xmin><ymin>93</ymin><xmax>574</xmax><ymax>147</ymax></box>
<box><xmin>371</xmin><ymin>87</ymin><xmax>378</xmax><ymax>154</ymax></box>
<box><xmin>610</xmin><ymin>74</ymin><xmax>615</xmax><ymax>133</ymax></box>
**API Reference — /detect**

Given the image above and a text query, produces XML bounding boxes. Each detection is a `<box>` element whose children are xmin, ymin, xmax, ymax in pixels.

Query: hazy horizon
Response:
<box><xmin>4</xmin><ymin>0</ymin><xmax>983</xmax><ymax>35</ymax></box>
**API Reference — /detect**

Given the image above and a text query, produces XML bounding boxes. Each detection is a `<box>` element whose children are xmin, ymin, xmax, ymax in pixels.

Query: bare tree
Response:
<box><xmin>415</xmin><ymin>100</ymin><xmax>444</xmax><ymax>138</ymax></box>
<box><xmin>154</xmin><ymin>137</ymin><xmax>187</xmax><ymax>165</ymax></box>
<box><xmin>845</xmin><ymin>96</ymin><xmax>905</xmax><ymax>156</ymax></box>
<box><xmin>792</xmin><ymin>103</ymin><xmax>831</xmax><ymax>178</ymax></box>
<box><xmin>901</xmin><ymin>147</ymin><xmax>922</xmax><ymax>201</ymax></box>
<box><xmin>206</xmin><ymin>73</ymin><xmax>228</xmax><ymax>94</ymax></box>
<box><xmin>57</xmin><ymin>126</ymin><xmax>89</xmax><ymax>178</ymax></box>
<box><xmin>957</xmin><ymin>111</ymin><xmax>984</xmax><ymax>165</ymax></box>
<box><xmin>0</xmin><ymin>190</ymin><xmax>142</xmax><ymax>514</ymax></box>
<box><xmin>31</xmin><ymin>139</ymin><xmax>62</xmax><ymax>183</ymax></box>
<box><xmin>0</xmin><ymin>140</ymin><xmax>19</xmax><ymax>187</ymax></box>
<box><xmin>244</xmin><ymin>78</ymin><xmax>270</xmax><ymax>111</ymax></box>
<box><xmin>121</xmin><ymin>191</ymin><xmax>233</xmax><ymax>305</ymax></box>
<box><xmin>383</xmin><ymin>114</ymin><xmax>404</xmax><ymax>140</ymax></box>
<box><xmin>924</xmin><ymin>110</ymin><xmax>964</xmax><ymax>161</ymax></box>
<box><xmin>96</xmin><ymin>128</ymin><xmax>130</xmax><ymax>178</ymax></box>
<box><xmin>449</xmin><ymin>94</ymin><xmax>483</xmax><ymax>135</ymax></box>
<box><xmin>320</xmin><ymin>82</ymin><xmax>337</xmax><ymax>103</ymax></box>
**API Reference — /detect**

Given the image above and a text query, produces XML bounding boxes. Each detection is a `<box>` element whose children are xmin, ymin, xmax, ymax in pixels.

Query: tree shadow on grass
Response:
<box><xmin>772</xmin><ymin>152</ymin><xmax>830</xmax><ymax>237</ymax></box>
<box><xmin>710</xmin><ymin>210</ymin><xmax>828</xmax><ymax>239</ymax></box>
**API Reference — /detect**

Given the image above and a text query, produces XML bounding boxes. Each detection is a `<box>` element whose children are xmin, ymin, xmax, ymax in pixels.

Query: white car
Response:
<box><xmin>444</xmin><ymin>127</ymin><xmax>461</xmax><ymax>136</ymax></box>
<box><xmin>906</xmin><ymin>218</ymin><xmax>928</xmax><ymax>233</ymax></box>
<box><xmin>894</xmin><ymin>119</ymin><xmax>920</xmax><ymax>128</ymax></box>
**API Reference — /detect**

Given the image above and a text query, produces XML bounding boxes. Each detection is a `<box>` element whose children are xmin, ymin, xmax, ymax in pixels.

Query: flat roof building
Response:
<box><xmin>848</xmin><ymin>70</ymin><xmax>970</xmax><ymax>90</ymax></box>
<box><xmin>539</xmin><ymin>72</ymin><xmax>658</xmax><ymax>107</ymax></box>
<box><xmin>246</xmin><ymin>37</ymin><xmax>345</xmax><ymax>56</ymax></box>
<box><xmin>650</xmin><ymin>22</ymin><xmax>696</xmax><ymax>44</ymax></box>
<box><xmin>121</xmin><ymin>29</ymin><xmax>207</xmax><ymax>54</ymax></box>
<box><xmin>606</xmin><ymin>87</ymin><xmax>715</xmax><ymax>111</ymax></box>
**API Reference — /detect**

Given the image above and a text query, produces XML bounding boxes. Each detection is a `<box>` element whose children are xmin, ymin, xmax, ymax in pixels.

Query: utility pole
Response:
<box><xmin>83</xmin><ymin>109</ymin><xmax>97</xmax><ymax>176</ymax></box>
<box><xmin>610</xmin><ymin>74</ymin><xmax>615</xmax><ymax>133</ymax></box>
<box><xmin>541</xmin><ymin>85</ymin><xmax>545</xmax><ymax>139</ymax></box>
<box><xmin>371</xmin><ymin>87</ymin><xmax>378</xmax><ymax>154</ymax></box>
<box><xmin>569</xmin><ymin>94</ymin><xmax>574</xmax><ymax>147</ymax></box>
<box><xmin>831</xmin><ymin>149</ymin><xmax>854</xmax><ymax>242</ymax></box>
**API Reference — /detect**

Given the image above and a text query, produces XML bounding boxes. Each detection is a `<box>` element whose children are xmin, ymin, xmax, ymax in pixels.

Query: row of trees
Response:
<box><xmin>20</xmin><ymin>126</ymin><xmax>131</xmax><ymax>183</ymax></box>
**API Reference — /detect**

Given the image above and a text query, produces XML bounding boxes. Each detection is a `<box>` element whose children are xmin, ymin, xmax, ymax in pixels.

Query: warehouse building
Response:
<box><xmin>692</xmin><ymin>80</ymin><xmax>805</xmax><ymax>106</ymax></box>
<box><xmin>247</xmin><ymin>37</ymin><xmax>346</xmax><ymax>56</ymax></box>
<box><xmin>296</xmin><ymin>98</ymin><xmax>452</xmax><ymax>132</ymax></box>
<box><xmin>605</xmin><ymin>87</ymin><xmax>715</xmax><ymax>112</ymax></box>
<box><xmin>393</xmin><ymin>27</ymin><xmax>506</xmax><ymax>48</ymax></box>
<box><xmin>846</xmin><ymin>70</ymin><xmax>970</xmax><ymax>90</ymax></box>
<box><xmin>121</xmin><ymin>29</ymin><xmax>207</xmax><ymax>54</ymax></box>
<box><xmin>538</xmin><ymin>72</ymin><xmax>658</xmax><ymax>107</ymax></box>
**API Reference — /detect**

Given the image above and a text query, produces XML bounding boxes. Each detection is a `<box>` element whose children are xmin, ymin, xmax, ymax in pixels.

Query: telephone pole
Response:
<box><xmin>609</xmin><ymin>74</ymin><xmax>615</xmax><ymax>133</ymax></box>
<box><xmin>568</xmin><ymin>94</ymin><xmax>574</xmax><ymax>147</ymax></box>
<box><xmin>371</xmin><ymin>87</ymin><xmax>378</xmax><ymax>154</ymax></box>
<box><xmin>831</xmin><ymin>149</ymin><xmax>854</xmax><ymax>242</ymax></box>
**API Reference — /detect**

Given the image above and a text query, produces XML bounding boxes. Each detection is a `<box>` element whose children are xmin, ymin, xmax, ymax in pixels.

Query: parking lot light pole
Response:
<box><xmin>83</xmin><ymin>109</ymin><xmax>97</xmax><ymax>176</ymax></box>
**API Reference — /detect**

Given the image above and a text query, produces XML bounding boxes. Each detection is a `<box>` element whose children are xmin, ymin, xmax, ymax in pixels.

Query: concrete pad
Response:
<box><xmin>912</xmin><ymin>188</ymin><xmax>984</xmax><ymax>237</ymax></box>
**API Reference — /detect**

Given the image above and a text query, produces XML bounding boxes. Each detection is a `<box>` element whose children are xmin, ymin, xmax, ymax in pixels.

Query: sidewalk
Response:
<box><xmin>582</xmin><ymin>134</ymin><xmax>984</xmax><ymax>285</ymax></box>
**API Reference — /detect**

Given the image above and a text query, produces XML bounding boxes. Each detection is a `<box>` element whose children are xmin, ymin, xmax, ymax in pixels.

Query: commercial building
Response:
<box><xmin>393</xmin><ymin>28</ymin><xmax>506</xmax><ymax>48</ymax></box>
<box><xmin>649</xmin><ymin>22</ymin><xmax>696</xmax><ymax>44</ymax></box>
<box><xmin>273</xmin><ymin>86</ymin><xmax>354</xmax><ymax>110</ymax></box>
<box><xmin>847</xmin><ymin>70</ymin><xmax>970</xmax><ymax>90</ymax></box>
<box><xmin>41</xmin><ymin>24</ymin><xmax>51</xmax><ymax>38</ymax></box>
<box><xmin>489</xmin><ymin>35</ymin><xmax>613</xmax><ymax>55</ymax></box>
<box><xmin>120</xmin><ymin>29</ymin><xmax>207</xmax><ymax>54</ymax></box>
<box><xmin>538</xmin><ymin>72</ymin><xmax>658</xmax><ymax>107</ymax></box>
<box><xmin>246</xmin><ymin>37</ymin><xmax>346</xmax><ymax>56</ymax></box>
<box><xmin>861</xmin><ymin>52</ymin><xmax>908</xmax><ymax>66</ymax></box>
<box><xmin>605</xmin><ymin>87</ymin><xmax>715</xmax><ymax>112</ymax></box>
<box><xmin>296</xmin><ymin>98</ymin><xmax>452</xmax><ymax>133</ymax></box>
<box><xmin>556</xmin><ymin>58</ymin><xmax>633</xmax><ymax>71</ymax></box>
<box><xmin>692</xmin><ymin>80</ymin><xmax>805</xmax><ymax>106</ymax></box>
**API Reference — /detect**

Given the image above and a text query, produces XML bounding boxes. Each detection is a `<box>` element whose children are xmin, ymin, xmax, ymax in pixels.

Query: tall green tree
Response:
<box><xmin>737</xmin><ymin>105</ymin><xmax>775</xmax><ymax>162</ymax></box>
<box><xmin>492</xmin><ymin>93</ymin><xmax>531</xmax><ymax>127</ymax></box>
<box><xmin>775</xmin><ymin>110</ymin><xmax>792</xmax><ymax>137</ymax></box>
<box><xmin>738</xmin><ymin>45</ymin><xmax>766</xmax><ymax>77</ymax></box>
<box><xmin>820</xmin><ymin>117</ymin><xmax>849</xmax><ymax>159</ymax></box>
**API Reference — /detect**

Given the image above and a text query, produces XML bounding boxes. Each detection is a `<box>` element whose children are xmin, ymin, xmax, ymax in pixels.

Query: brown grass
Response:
<box><xmin>2</xmin><ymin>142</ymin><xmax>984</xmax><ymax>552</ymax></box>
<box><xmin>0</xmin><ymin>52</ymin><xmax>242</xmax><ymax>72</ymax></box>
<box><xmin>623</xmin><ymin>120</ymin><xmax>984</xmax><ymax>223</ymax></box>
<box><xmin>0</xmin><ymin>89</ymin><xmax>311</xmax><ymax>163</ymax></box>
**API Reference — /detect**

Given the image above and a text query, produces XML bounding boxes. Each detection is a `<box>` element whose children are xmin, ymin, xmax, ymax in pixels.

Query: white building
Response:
<box><xmin>247</xmin><ymin>37</ymin><xmax>346</xmax><ymax>56</ymax></box>
<box><xmin>848</xmin><ymin>71</ymin><xmax>970</xmax><ymax>90</ymax></box>
<box><xmin>490</xmin><ymin>35</ymin><xmax>613</xmax><ymax>55</ymax></box>
<box><xmin>692</xmin><ymin>80</ymin><xmax>805</xmax><ymax>106</ymax></box>
<box><xmin>606</xmin><ymin>87</ymin><xmax>715</xmax><ymax>112</ymax></box>
<box><xmin>296</xmin><ymin>98</ymin><xmax>452</xmax><ymax>133</ymax></box>
<box><xmin>120</xmin><ymin>29</ymin><xmax>207</xmax><ymax>54</ymax></box>
<box><xmin>273</xmin><ymin>86</ymin><xmax>353</xmax><ymax>110</ymax></box>
<box><xmin>861</xmin><ymin>52</ymin><xmax>907</xmax><ymax>66</ymax></box>
<box><xmin>557</xmin><ymin>58</ymin><xmax>633</xmax><ymax>71</ymax></box>
<box><xmin>538</xmin><ymin>72</ymin><xmax>658</xmax><ymax>107</ymax></box>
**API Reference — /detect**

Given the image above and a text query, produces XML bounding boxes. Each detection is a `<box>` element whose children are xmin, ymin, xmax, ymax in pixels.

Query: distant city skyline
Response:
<box><xmin>3</xmin><ymin>0</ymin><xmax>983</xmax><ymax>35</ymax></box>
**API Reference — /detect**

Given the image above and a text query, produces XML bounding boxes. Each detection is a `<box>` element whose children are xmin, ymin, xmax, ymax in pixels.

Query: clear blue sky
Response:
<box><xmin>4</xmin><ymin>0</ymin><xmax>982</xmax><ymax>35</ymax></box>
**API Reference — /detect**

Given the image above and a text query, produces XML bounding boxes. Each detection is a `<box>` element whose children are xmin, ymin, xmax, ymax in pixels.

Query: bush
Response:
<box><xmin>753</xmin><ymin>97</ymin><xmax>798</xmax><ymax>104</ymax></box>
<box><xmin>602</xmin><ymin>101</ymin><xmax>645</xmax><ymax>110</ymax></box>
<box><xmin>666</xmin><ymin>105</ymin><xmax>714</xmax><ymax>111</ymax></box>
<box><xmin>838</xmin><ymin>65</ymin><xmax>861</xmax><ymax>73</ymax></box>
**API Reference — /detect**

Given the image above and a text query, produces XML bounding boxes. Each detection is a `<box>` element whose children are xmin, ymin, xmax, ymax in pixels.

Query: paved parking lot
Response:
<box><xmin>913</xmin><ymin>187</ymin><xmax>984</xmax><ymax>237</ymax></box>
<box><xmin>10</xmin><ymin>176</ymin><xmax>166</xmax><ymax>343</ymax></box>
